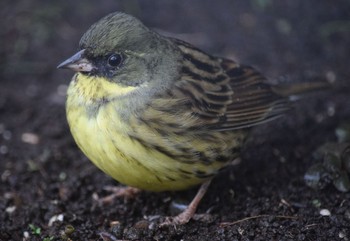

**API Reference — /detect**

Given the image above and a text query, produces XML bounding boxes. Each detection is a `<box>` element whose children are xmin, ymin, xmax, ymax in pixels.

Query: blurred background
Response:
<box><xmin>2</xmin><ymin>0</ymin><xmax>350</xmax><ymax>87</ymax></box>
<box><xmin>1</xmin><ymin>0</ymin><xmax>350</xmax><ymax>240</ymax></box>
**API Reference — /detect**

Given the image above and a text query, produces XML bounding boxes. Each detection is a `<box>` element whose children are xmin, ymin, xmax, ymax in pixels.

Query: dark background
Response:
<box><xmin>1</xmin><ymin>0</ymin><xmax>350</xmax><ymax>240</ymax></box>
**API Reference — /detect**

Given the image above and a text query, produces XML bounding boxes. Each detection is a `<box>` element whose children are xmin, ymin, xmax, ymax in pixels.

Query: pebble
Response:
<box><xmin>21</xmin><ymin>132</ymin><xmax>39</xmax><ymax>145</ymax></box>
<box><xmin>320</xmin><ymin>209</ymin><xmax>331</xmax><ymax>216</ymax></box>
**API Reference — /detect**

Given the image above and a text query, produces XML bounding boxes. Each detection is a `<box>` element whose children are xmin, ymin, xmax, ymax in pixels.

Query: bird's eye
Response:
<box><xmin>107</xmin><ymin>53</ymin><xmax>123</xmax><ymax>68</ymax></box>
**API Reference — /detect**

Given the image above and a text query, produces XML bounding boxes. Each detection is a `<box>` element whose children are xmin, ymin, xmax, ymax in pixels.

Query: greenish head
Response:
<box><xmin>58</xmin><ymin>12</ymin><xmax>180</xmax><ymax>89</ymax></box>
<box><xmin>80</xmin><ymin>12</ymin><xmax>154</xmax><ymax>56</ymax></box>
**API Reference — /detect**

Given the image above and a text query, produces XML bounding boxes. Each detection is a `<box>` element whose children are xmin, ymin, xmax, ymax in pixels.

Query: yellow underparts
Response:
<box><xmin>71</xmin><ymin>73</ymin><xmax>137</xmax><ymax>100</ymax></box>
<box><xmin>66</xmin><ymin>73</ymin><xmax>217</xmax><ymax>191</ymax></box>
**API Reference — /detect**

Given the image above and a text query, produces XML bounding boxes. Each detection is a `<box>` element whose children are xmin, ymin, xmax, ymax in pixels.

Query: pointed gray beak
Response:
<box><xmin>57</xmin><ymin>49</ymin><xmax>95</xmax><ymax>72</ymax></box>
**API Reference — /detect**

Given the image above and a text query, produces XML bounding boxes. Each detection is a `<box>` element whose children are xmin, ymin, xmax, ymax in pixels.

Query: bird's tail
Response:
<box><xmin>271</xmin><ymin>81</ymin><xmax>331</xmax><ymax>98</ymax></box>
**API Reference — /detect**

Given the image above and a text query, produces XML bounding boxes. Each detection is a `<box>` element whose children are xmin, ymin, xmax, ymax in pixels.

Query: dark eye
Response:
<box><xmin>107</xmin><ymin>53</ymin><xmax>123</xmax><ymax>67</ymax></box>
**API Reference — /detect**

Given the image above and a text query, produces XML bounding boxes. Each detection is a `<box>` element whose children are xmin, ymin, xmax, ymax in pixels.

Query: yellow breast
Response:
<box><xmin>66</xmin><ymin>74</ymin><xmax>221</xmax><ymax>191</ymax></box>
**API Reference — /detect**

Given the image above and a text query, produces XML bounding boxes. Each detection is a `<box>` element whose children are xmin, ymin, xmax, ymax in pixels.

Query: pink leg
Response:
<box><xmin>94</xmin><ymin>186</ymin><xmax>140</xmax><ymax>204</ymax></box>
<box><xmin>161</xmin><ymin>179</ymin><xmax>212</xmax><ymax>226</ymax></box>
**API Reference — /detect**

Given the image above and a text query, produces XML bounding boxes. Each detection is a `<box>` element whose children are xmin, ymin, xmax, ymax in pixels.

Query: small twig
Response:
<box><xmin>219</xmin><ymin>214</ymin><xmax>298</xmax><ymax>227</ymax></box>
<box><xmin>99</xmin><ymin>231</ymin><xmax>130</xmax><ymax>241</ymax></box>
<box><xmin>304</xmin><ymin>223</ymin><xmax>318</xmax><ymax>229</ymax></box>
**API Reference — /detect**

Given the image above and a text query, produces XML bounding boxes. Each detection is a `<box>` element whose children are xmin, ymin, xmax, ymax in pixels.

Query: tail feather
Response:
<box><xmin>271</xmin><ymin>81</ymin><xmax>331</xmax><ymax>97</ymax></box>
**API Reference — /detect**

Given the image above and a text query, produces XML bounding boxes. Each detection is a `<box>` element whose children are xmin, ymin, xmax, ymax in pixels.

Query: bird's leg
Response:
<box><xmin>161</xmin><ymin>179</ymin><xmax>212</xmax><ymax>226</ymax></box>
<box><xmin>94</xmin><ymin>186</ymin><xmax>141</xmax><ymax>205</ymax></box>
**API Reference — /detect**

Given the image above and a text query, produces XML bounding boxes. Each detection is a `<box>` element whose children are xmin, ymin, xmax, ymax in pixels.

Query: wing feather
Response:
<box><xmin>170</xmin><ymin>38</ymin><xmax>290</xmax><ymax>131</ymax></box>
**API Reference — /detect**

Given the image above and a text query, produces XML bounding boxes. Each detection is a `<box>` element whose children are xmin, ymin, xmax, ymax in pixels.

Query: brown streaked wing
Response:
<box><xmin>171</xmin><ymin>38</ymin><xmax>290</xmax><ymax>131</ymax></box>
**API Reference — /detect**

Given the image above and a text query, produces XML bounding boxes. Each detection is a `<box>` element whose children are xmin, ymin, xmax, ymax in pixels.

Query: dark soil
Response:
<box><xmin>1</xmin><ymin>1</ymin><xmax>350</xmax><ymax>240</ymax></box>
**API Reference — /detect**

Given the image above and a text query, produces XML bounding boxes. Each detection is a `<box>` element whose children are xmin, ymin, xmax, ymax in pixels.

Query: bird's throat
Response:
<box><xmin>72</xmin><ymin>73</ymin><xmax>137</xmax><ymax>102</ymax></box>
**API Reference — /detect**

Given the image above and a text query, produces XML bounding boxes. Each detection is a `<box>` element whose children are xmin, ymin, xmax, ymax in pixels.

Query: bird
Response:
<box><xmin>58</xmin><ymin>12</ymin><xmax>327</xmax><ymax>225</ymax></box>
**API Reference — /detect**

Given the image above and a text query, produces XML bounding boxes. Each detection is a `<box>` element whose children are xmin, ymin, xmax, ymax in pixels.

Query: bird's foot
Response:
<box><xmin>160</xmin><ymin>180</ymin><xmax>212</xmax><ymax>226</ymax></box>
<box><xmin>93</xmin><ymin>186</ymin><xmax>140</xmax><ymax>205</ymax></box>
<box><xmin>160</xmin><ymin>209</ymin><xmax>194</xmax><ymax>226</ymax></box>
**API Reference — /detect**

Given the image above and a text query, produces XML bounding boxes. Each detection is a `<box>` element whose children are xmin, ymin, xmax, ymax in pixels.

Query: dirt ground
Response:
<box><xmin>1</xmin><ymin>1</ymin><xmax>350</xmax><ymax>240</ymax></box>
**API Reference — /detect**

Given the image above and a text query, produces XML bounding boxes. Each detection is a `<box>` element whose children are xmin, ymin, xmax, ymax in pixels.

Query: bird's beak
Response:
<box><xmin>57</xmin><ymin>49</ymin><xmax>95</xmax><ymax>72</ymax></box>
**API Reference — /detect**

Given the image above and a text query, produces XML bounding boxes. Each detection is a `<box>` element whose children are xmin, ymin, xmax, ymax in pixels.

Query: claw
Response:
<box><xmin>160</xmin><ymin>180</ymin><xmax>212</xmax><ymax>226</ymax></box>
<box><xmin>94</xmin><ymin>186</ymin><xmax>141</xmax><ymax>205</ymax></box>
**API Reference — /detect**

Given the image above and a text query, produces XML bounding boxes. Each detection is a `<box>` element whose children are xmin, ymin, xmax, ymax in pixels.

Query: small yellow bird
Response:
<box><xmin>58</xmin><ymin>12</ymin><xmax>326</xmax><ymax>225</ymax></box>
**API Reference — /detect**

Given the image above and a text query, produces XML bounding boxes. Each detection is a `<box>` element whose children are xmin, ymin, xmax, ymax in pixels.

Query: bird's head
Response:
<box><xmin>58</xmin><ymin>12</ymin><xmax>180</xmax><ymax>98</ymax></box>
